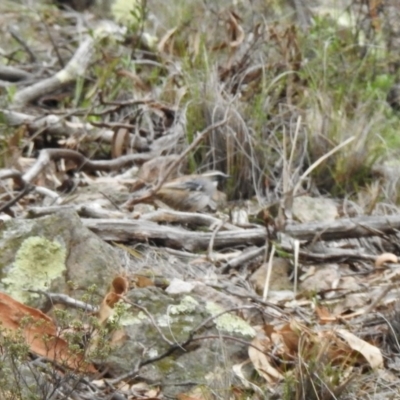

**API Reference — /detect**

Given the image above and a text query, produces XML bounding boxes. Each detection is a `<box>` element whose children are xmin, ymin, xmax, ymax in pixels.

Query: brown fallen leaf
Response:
<box><xmin>0</xmin><ymin>292</ymin><xmax>96</xmax><ymax>372</ymax></box>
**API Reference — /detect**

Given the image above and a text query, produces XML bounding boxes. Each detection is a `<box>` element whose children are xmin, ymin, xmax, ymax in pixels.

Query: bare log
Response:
<box><xmin>81</xmin><ymin>218</ymin><xmax>266</xmax><ymax>252</ymax></box>
<box><xmin>0</xmin><ymin>65</ymin><xmax>34</xmax><ymax>82</ymax></box>
<box><xmin>284</xmin><ymin>214</ymin><xmax>400</xmax><ymax>241</ymax></box>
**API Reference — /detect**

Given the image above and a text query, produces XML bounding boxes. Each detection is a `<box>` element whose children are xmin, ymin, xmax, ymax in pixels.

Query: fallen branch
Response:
<box><xmin>141</xmin><ymin>209</ymin><xmax>240</xmax><ymax>230</ymax></box>
<box><xmin>22</xmin><ymin>149</ymin><xmax>151</xmax><ymax>183</ymax></box>
<box><xmin>284</xmin><ymin>214</ymin><xmax>400</xmax><ymax>241</ymax></box>
<box><xmin>82</xmin><ymin>218</ymin><xmax>266</xmax><ymax>252</ymax></box>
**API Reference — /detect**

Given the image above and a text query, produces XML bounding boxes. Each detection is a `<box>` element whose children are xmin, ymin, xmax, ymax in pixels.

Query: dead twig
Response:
<box><xmin>0</xmin><ymin>169</ymin><xmax>33</xmax><ymax>214</ymax></box>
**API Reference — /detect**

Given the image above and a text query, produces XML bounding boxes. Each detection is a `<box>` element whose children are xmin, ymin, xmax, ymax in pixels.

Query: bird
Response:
<box><xmin>153</xmin><ymin>170</ymin><xmax>229</xmax><ymax>212</ymax></box>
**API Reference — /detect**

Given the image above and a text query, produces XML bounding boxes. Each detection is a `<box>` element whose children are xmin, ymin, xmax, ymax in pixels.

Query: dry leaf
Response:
<box><xmin>97</xmin><ymin>276</ymin><xmax>128</xmax><ymax>325</ymax></box>
<box><xmin>375</xmin><ymin>253</ymin><xmax>398</xmax><ymax>268</ymax></box>
<box><xmin>336</xmin><ymin>329</ymin><xmax>383</xmax><ymax>369</ymax></box>
<box><xmin>315</xmin><ymin>306</ymin><xmax>337</xmax><ymax>323</ymax></box>
<box><xmin>112</xmin><ymin>128</ymin><xmax>130</xmax><ymax>158</ymax></box>
<box><xmin>98</xmin><ymin>292</ymin><xmax>122</xmax><ymax>325</ymax></box>
<box><xmin>111</xmin><ymin>276</ymin><xmax>129</xmax><ymax>295</ymax></box>
<box><xmin>279</xmin><ymin>322</ymin><xmax>303</xmax><ymax>354</ymax></box>
<box><xmin>0</xmin><ymin>292</ymin><xmax>95</xmax><ymax>372</ymax></box>
<box><xmin>248</xmin><ymin>336</ymin><xmax>284</xmax><ymax>383</ymax></box>
<box><xmin>157</xmin><ymin>27</ymin><xmax>178</xmax><ymax>53</ymax></box>
<box><xmin>232</xmin><ymin>361</ymin><xmax>264</xmax><ymax>396</ymax></box>
<box><xmin>132</xmin><ymin>274</ymin><xmax>155</xmax><ymax>288</ymax></box>
<box><xmin>227</xmin><ymin>12</ymin><xmax>245</xmax><ymax>48</ymax></box>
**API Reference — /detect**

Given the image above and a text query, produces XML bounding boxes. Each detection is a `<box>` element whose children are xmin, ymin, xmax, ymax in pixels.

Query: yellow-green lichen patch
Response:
<box><xmin>2</xmin><ymin>236</ymin><xmax>66</xmax><ymax>303</ymax></box>
<box><xmin>205</xmin><ymin>302</ymin><xmax>256</xmax><ymax>338</ymax></box>
<box><xmin>123</xmin><ymin>310</ymin><xmax>151</xmax><ymax>326</ymax></box>
<box><xmin>169</xmin><ymin>296</ymin><xmax>199</xmax><ymax>315</ymax></box>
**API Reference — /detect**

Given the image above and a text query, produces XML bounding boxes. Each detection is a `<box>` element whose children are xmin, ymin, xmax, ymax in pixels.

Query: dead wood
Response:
<box><xmin>0</xmin><ymin>169</ymin><xmax>33</xmax><ymax>213</ymax></box>
<box><xmin>27</xmin><ymin>204</ymin><xmax>125</xmax><ymax>219</ymax></box>
<box><xmin>280</xmin><ymin>243</ymin><xmax>376</xmax><ymax>263</ymax></box>
<box><xmin>81</xmin><ymin>218</ymin><xmax>266</xmax><ymax>252</ymax></box>
<box><xmin>12</xmin><ymin>36</ymin><xmax>95</xmax><ymax>107</ymax></box>
<box><xmin>220</xmin><ymin>245</ymin><xmax>266</xmax><ymax>273</ymax></box>
<box><xmin>22</xmin><ymin>149</ymin><xmax>151</xmax><ymax>183</ymax></box>
<box><xmin>1</xmin><ymin>109</ymin><xmax>119</xmax><ymax>143</ymax></box>
<box><xmin>141</xmin><ymin>209</ymin><xmax>240</xmax><ymax>230</ymax></box>
<box><xmin>0</xmin><ymin>65</ymin><xmax>34</xmax><ymax>82</ymax></box>
<box><xmin>284</xmin><ymin>214</ymin><xmax>400</xmax><ymax>241</ymax></box>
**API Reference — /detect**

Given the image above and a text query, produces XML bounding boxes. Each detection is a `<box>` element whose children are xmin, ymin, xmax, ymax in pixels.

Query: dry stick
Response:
<box><xmin>8</xmin><ymin>27</ymin><xmax>37</xmax><ymax>63</ymax></box>
<box><xmin>27</xmin><ymin>290</ymin><xmax>97</xmax><ymax>313</ymax></box>
<box><xmin>207</xmin><ymin>220</ymin><xmax>225</xmax><ymax>260</ymax></box>
<box><xmin>363</xmin><ymin>283</ymin><xmax>396</xmax><ymax>315</ymax></box>
<box><xmin>121</xmin><ymin>296</ymin><xmax>174</xmax><ymax>347</ymax></box>
<box><xmin>293</xmin><ymin>239</ymin><xmax>300</xmax><ymax>296</ymax></box>
<box><xmin>13</xmin><ymin>36</ymin><xmax>94</xmax><ymax>107</ymax></box>
<box><xmin>0</xmin><ymin>169</ymin><xmax>33</xmax><ymax>213</ymax></box>
<box><xmin>287</xmin><ymin>115</ymin><xmax>302</xmax><ymax>188</ymax></box>
<box><xmin>220</xmin><ymin>245</ymin><xmax>265</xmax><ymax>274</ymax></box>
<box><xmin>39</xmin><ymin>13</ymin><xmax>65</xmax><ymax>69</ymax></box>
<box><xmin>292</xmin><ymin>136</ymin><xmax>355</xmax><ymax>196</ymax></box>
<box><xmin>124</xmin><ymin>116</ymin><xmax>229</xmax><ymax>208</ymax></box>
<box><xmin>262</xmin><ymin>244</ymin><xmax>276</xmax><ymax>301</ymax></box>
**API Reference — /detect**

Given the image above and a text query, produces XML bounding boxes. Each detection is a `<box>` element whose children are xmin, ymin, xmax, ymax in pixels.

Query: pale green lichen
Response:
<box><xmin>2</xmin><ymin>236</ymin><xmax>66</xmax><ymax>303</ymax></box>
<box><xmin>206</xmin><ymin>302</ymin><xmax>256</xmax><ymax>338</ymax></box>
<box><xmin>122</xmin><ymin>310</ymin><xmax>150</xmax><ymax>326</ymax></box>
<box><xmin>169</xmin><ymin>296</ymin><xmax>199</xmax><ymax>315</ymax></box>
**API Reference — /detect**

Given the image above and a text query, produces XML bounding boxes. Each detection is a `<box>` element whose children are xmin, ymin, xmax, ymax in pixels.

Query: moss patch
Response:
<box><xmin>2</xmin><ymin>236</ymin><xmax>66</xmax><ymax>303</ymax></box>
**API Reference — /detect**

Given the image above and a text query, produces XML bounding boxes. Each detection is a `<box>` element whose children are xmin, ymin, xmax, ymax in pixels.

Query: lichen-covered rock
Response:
<box><xmin>0</xmin><ymin>210</ymin><xmax>121</xmax><ymax>306</ymax></box>
<box><xmin>106</xmin><ymin>286</ymin><xmax>255</xmax><ymax>397</ymax></box>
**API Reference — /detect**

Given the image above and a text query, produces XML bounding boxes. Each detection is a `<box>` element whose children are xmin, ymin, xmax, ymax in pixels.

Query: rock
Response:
<box><xmin>300</xmin><ymin>265</ymin><xmax>340</xmax><ymax>293</ymax></box>
<box><xmin>293</xmin><ymin>196</ymin><xmax>338</xmax><ymax>223</ymax></box>
<box><xmin>106</xmin><ymin>286</ymin><xmax>255</xmax><ymax>397</ymax></box>
<box><xmin>249</xmin><ymin>258</ymin><xmax>293</xmax><ymax>295</ymax></box>
<box><xmin>0</xmin><ymin>210</ymin><xmax>121</xmax><ymax>306</ymax></box>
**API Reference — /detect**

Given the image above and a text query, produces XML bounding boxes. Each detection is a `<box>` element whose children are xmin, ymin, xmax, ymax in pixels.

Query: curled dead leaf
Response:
<box><xmin>157</xmin><ymin>26</ymin><xmax>178</xmax><ymax>54</ymax></box>
<box><xmin>112</xmin><ymin>275</ymin><xmax>129</xmax><ymax>295</ymax></box>
<box><xmin>97</xmin><ymin>276</ymin><xmax>128</xmax><ymax>325</ymax></box>
<box><xmin>227</xmin><ymin>12</ymin><xmax>245</xmax><ymax>48</ymax></box>
<box><xmin>112</xmin><ymin>128</ymin><xmax>130</xmax><ymax>158</ymax></box>
<box><xmin>375</xmin><ymin>253</ymin><xmax>398</xmax><ymax>268</ymax></box>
